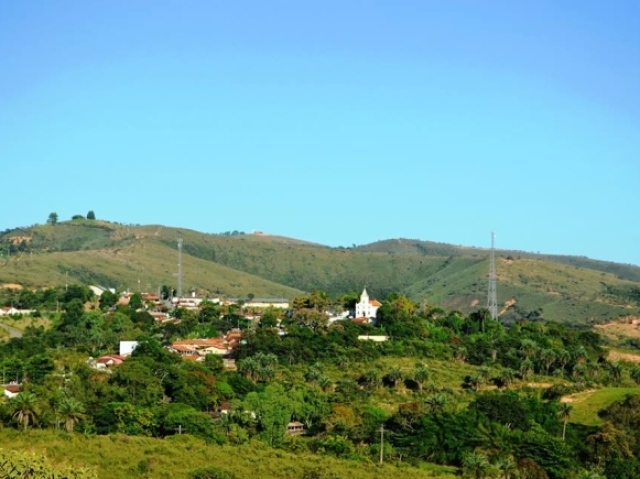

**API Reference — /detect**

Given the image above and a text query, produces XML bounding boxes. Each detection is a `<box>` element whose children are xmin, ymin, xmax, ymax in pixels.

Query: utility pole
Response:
<box><xmin>175</xmin><ymin>425</ymin><xmax>185</xmax><ymax>435</ymax></box>
<box><xmin>487</xmin><ymin>231</ymin><xmax>498</xmax><ymax>320</ymax></box>
<box><xmin>177</xmin><ymin>238</ymin><xmax>183</xmax><ymax>299</ymax></box>
<box><xmin>379</xmin><ymin>424</ymin><xmax>385</xmax><ymax>465</ymax></box>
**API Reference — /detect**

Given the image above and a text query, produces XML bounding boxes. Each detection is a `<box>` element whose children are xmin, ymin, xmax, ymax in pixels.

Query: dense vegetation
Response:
<box><xmin>2</xmin><ymin>285</ymin><xmax>640</xmax><ymax>478</ymax></box>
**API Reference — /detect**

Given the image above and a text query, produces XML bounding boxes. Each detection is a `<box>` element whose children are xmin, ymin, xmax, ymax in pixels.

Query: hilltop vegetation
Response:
<box><xmin>1</xmin><ymin>219</ymin><xmax>640</xmax><ymax>324</ymax></box>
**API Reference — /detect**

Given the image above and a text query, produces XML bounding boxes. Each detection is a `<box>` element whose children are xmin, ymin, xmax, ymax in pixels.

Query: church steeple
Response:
<box><xmin>360</xmin><ymin>287</ymin><xmax>369</xmax><ymax>302</ymax></box>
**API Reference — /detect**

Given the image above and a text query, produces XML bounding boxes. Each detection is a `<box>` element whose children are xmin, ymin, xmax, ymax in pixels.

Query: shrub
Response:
<box><xmin>189</xmin><ymin>466</ymin><xmax>238</xmax><ymax>479</ymax></box>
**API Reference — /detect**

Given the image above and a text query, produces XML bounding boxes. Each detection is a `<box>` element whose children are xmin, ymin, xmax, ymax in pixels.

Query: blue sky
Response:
<box><xmin>1</xmin><ymin>1</ymin><xmax>639</xmax><ymax>265</ymax></box>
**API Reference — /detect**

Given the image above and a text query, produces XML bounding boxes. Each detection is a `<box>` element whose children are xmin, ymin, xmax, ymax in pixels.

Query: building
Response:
<box><xmin>119</xmin><ymin>341</ymin><xmax>139</xmax><ymax>357</ymax></box>
<box><xmin>354</xmin><ymin>288</ymin><xmax>381</xmax><ymax>323</ymax></box>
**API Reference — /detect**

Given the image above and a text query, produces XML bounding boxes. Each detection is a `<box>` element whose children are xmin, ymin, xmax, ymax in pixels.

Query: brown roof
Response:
<box><xmin>173</xmin><ymin>338</ymin><xmax>227</xmax><ymax>349</ymax></box>
<box><xmin>352</xmin><ymin>317</ymin><xmax>370</xmax><ymax>325</ymax></box>
<box><xmin>4</xmin><ymin>385</ymin><xmax>21</xmax><ymax>393</ymax></box>
<box><xmin>369</xmin><ymin>300</ymin><xmax>382</xmax><ymax>307</ymax></box>
<box><xmin>96</xmin><ymin>355</ymin><xmax>126</xmax><ymax>365</ymax></box>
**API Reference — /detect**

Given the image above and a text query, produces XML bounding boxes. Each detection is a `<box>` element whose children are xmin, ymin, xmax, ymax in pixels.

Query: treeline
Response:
<box><xmin>1</xmin><ymin>288</ymin><xmax>640</xmax><ymax>478</ymax></box>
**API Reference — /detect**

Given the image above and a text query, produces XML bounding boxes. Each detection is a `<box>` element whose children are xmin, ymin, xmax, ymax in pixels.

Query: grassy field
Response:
<box><xmin>2</xmin><ymin>221</ymin><xmax>640</xmax><ymax>324</ymax></box>
<box><xmin>562</xmin><ymin>387</ymin><xmax>640</xmax><ymax>426</ymax></box>
<box><xmin>0</xmin><ymin>430</ymin><xmax>457</xmax><ymax>479</ymax></box>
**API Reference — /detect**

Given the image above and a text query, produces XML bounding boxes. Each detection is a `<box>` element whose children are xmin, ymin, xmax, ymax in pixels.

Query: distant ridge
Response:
<box><xmin>1</xmin><ymin>220</ymin><xmax>639</xmax><ymax>325</ymax></box>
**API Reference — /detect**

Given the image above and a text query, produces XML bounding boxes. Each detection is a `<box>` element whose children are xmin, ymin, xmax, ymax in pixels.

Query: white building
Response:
<box><xmin>119</xmin><ymin>341</ymin><xmax>139</xmax><ymax>357</ymax></box>
<box><xmin>354</xmin><ymin>288</ymin><xmax>381</xmax><ymax>322</ymax></box>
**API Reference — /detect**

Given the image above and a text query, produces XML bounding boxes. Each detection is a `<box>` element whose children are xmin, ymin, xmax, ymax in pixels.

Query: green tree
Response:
<box><xmin>47</xmin><ymin>212</ymin><xmax>58</xmax><ymax>225</ymax></box>
<box><xmin>413</xmin><ymin>363</ymin><xmax>430</xmax><ymax>392</ymax></box>
<box><xmin>11</xmin><ymin>392</ymin><xmax>38</xmax><ymax>431</ymax></box>
<box><xmin>99</xmin><ymin>290</ymin><xmax>118</xmax><ymax>311</ymax></box>
<box><xmin>385</xmin><ymin>367</ymin><xmax>403</xmax><ymax>388</ymax></box>
<box><xmin>58</xmin><ymin>396</ymin><xmax>85</xmax><ymax>433</ymax></box>
<box><xmin>243</xmin><ymin>383</ymin><xmax>294</xmax><ymax>446</ymax></box>
<box><xmin>608</xmin><ymin>362</ymin><xmax>623</xmax><ymax>383</ymax></box>
<box><xmin>129</xmin><ymin>293</ymin><xmax>143</xmax><ymax>310</ymax></box>
<box><xmin>87</xmin><ymin>210</ymin><xmax>96</xmax><ymax>220</ymax></box>
<box><xmin>462</xmin><ymin>451</ymin><xmax>491</xmax><ymax>479</ymax></box>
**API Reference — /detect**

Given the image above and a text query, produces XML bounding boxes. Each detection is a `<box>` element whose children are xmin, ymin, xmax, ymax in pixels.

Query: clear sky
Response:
<box><xmin>1</xmin><ymin>1</ymin><xmax>639</xmax><ymax>265</ymax></box>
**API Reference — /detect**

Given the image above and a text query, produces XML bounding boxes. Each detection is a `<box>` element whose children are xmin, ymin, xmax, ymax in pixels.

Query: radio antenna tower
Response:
<box><xmin>177</xmin><ymin>238</ymin><xmax>183</xmax><ymax>299</ymax></box>
<box><xmin>487</xmin><ymin>231</ymin><xmax>498</xmax><ymax>320</ymax></box>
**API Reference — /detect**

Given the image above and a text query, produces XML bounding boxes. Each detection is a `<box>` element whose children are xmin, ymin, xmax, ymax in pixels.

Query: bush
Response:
<box><xmin>189</xmin><ymin>466</ymin><xmax>237</xmax><ymax>479</ymax></box>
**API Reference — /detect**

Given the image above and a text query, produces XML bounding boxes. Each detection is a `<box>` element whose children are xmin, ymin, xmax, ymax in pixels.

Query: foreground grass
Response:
<box><xmin>563</xmin><ymin>387</ymin><xmax>640</xmax><ymax>426</ymax></box>
<box><xmin>0</xmin><ymin>430</ymin><xmax>456</xmax><ymax>479</ymax></box>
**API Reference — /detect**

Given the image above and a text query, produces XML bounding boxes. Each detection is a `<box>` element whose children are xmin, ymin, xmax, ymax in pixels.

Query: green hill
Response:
<box><xmin>1</xmin><ymin>220</ymin><xmax>639</xmax><ymax>324</ymax></box>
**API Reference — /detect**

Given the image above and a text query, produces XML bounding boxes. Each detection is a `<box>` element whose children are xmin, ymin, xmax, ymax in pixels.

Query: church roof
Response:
<box><xmin>369</xmin><ymin>300</ymin><xmax>382</xmax><ymax>307</ymax></box>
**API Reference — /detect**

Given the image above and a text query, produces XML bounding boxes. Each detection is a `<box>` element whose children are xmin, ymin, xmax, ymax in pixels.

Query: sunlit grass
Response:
<box><xmin>0</xmin><ymin>430</ymin><xmax>456</xmax><ymax>479</ymax></box>
<box><xmin>564</xmin><ymin>387</ymin><xmax>640</xmax><ymax>426</ymax></box>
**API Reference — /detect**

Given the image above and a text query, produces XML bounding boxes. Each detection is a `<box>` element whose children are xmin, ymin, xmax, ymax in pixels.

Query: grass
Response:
<box><xmin>563</xmin><ymin>387</ymin><xmax>640</xmax><ymax>426</ymax></box>
<box><xmin>2</xmin><ymin>221</ymin><xmax>640</xmax><ymax>325</ymax></box>
<box><xmin>0</xmin><ymin>315</ymin><xmax>51</xmax><ymax>332</ymax></box>
<box><xmin>0</xmin><ymin>430</ymin><xmax>457</xmax><ymax>479</ymax></box>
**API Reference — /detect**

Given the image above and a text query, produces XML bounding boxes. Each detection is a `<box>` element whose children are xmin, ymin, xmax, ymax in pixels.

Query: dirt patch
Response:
<box><xmin>1</xmin><ymin>283</ymin><xmax>23</xmax><ymax>290</ymax></box>
<box><xmin>499</xmin><ymin>298</ymin><xmax>516</xmax><ymax>316</ymax></box>
<box><xmin>595</xmin><ymin>320</ymin><xmax>640</xmax><ymax>340</ymax></box>
<box><xmin>609</xmin><ymin>350</ymin><xmax>640</xmax><ymax>363</ymax></box>
<box><xmin>561</xmin><ymin>389</ymin><xmax>596</xmax><ymax>403</ymax></box>
<box><xmin>526</xmin><ymin>382</ymin><xmax>553</xmax><ymax>389</ymax></box>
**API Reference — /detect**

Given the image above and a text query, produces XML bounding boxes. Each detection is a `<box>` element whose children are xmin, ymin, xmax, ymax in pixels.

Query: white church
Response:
<box><xmin>354</xmin><ymin>288</ymin><xmax>381</xmax><ymax>324</ymax></box>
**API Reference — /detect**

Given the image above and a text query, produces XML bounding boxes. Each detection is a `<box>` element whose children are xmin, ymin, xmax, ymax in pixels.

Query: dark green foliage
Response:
<box><xmin>472</xmin><ymin>391</ymin><xmax>530</xmax><ymax>430</ymax></box>
<box><xmin>189</xmin><ymin>466</ymin><xmax>237</xmax><ymax>479</ymax></box>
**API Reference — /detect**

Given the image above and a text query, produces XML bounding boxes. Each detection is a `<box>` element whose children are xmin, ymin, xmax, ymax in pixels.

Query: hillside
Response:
<box><xmin>1</xmin><ymin>220</ymin><xmax>640</xmax><ymax>324</ymax></box>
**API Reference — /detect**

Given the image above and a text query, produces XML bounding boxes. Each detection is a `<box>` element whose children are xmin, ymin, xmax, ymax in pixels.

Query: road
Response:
<box><xmin>0</xmin><ymin>321</ymin><xmax>23</xmax><ymax>338</ymax></box>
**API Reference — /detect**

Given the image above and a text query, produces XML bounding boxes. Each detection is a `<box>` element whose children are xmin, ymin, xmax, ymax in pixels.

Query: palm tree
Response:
<box><xmin>519</xmin><ymin>359</ymin><xmax>534</xmax><ymax>381</ymax></box>
<box><xmin>519</xmin><ymin>339</ymin><xmax>538</xmax><ymax>361</ymax></box>
<box><xmin>608</xmin><ymin>362</ymin><xmax>623</xmax><ymax>383</ymax></box>
<box><xmin>462</xmin><ymin>451</ymin><xmax>491</xmax><ymax>479</ymax></box>
<box><xmin>572</xmin><ymin>346</ymin><xmax>588</xmax><ymax>365</ymax></box>
<box><xmin>255</xmin><ymin>364</ymin><xmax>275</xmax><ymax>383</ymax></box>
<box><xmin>413</xmin><ymin>364</ymin><xmax>430</xmax><ymax>392</ymax></box>
<box><xmin>386</xmin><ymin>367</ymin><xmax>403</xmax><ymax>388</ymax></box>
<box><xmin>361</xmin><ymin>368</ymin><xmax>381</xmax><ymax>391</ymax></box>
<box><xmin>540</xmin><ymin>348</ymin><xmax>556</xmax><ymax>375</ymax></box>
<box><xmin>304</xmin><ymin>367</ymin><xmax>321</xmax><ymax>385</ymax></box>
<box><xmin>238</xmin><ymin>357</ymin><xmax>258</xmax><ymax>382</ymax></box>
<box><xmin>557</xmin><ymin>348</ymin><xmax>571</xmax><ymax>373</ymax></box>
<box><xmin>494</xmin><ymin>455</ymin><xmax>517</xmax><ymax>479</ymax></box>
<box><xmin>11</xmin><ymin>392</ymin><xmax>38</xmax><ymax>431</ymax></box>
<box><xmin>318</xmin><ymin>376</ymin><xmax>333</xmax><ymax>392</ymax></box>
<box><xmin>478</xmin><ymin>366</ymin><xmax>491</xmax><ymax>384</ymax></box>
<box><xmin>558</xmin><ymin>402</ymin><xmax>573</xmax><ymax>441</ymax></box>
<box><xmin>630</xmin><ymin>366</ymin><xmax>640</xmax><ymax>385</ymax></box>
<box><xmin>58</xmin><ymin>396</ymin><xmax>85</xmax><ymax>433</ymax></box>
<box><xmin>499</xmin><ymin>368</ymin><xmax>516</xmax><ymax>388</ymax></box>
<box><xmin>454</xmin><ymin>346</ymin><xmax>468</xmax><ymax>363</ymax></box>
<box><xmin>425</xmin><ymin>393</ymin><xmax>449</xmax><ymax>414</ymax></box>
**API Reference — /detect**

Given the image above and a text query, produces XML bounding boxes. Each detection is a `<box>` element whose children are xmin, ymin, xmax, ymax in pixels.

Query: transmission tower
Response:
<box><xmin>177</xmin><ymin>238</ymin><xmax>183</xmax><ymax>299</ymax></box>
<box><xmin>487</xmin><ymin>231</ymin><xmax>498</xmax><ymax>320</ymax></box>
